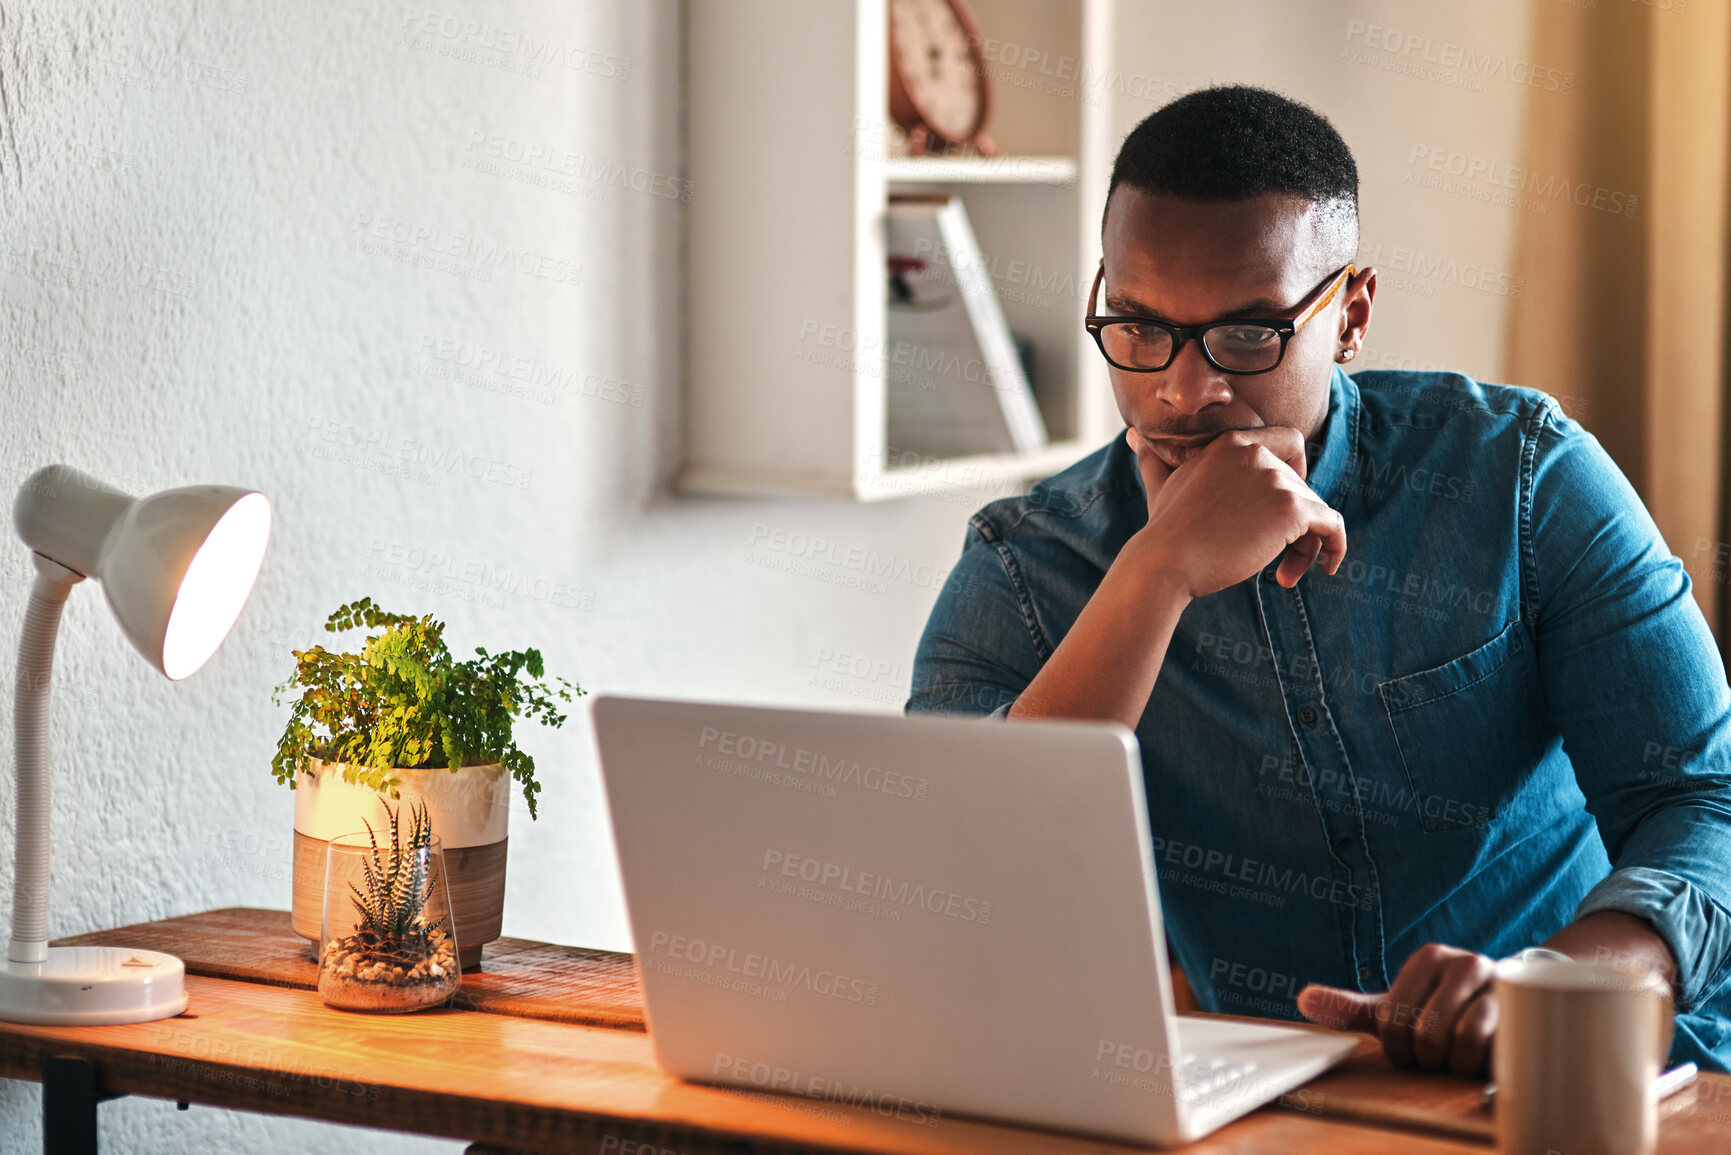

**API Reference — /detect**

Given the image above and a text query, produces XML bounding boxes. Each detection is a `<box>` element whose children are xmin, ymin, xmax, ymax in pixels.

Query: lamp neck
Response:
<box><xmin>8</xmin><ymin>556</ymin><xmax>82</xmax><ymax>962</ymax></box>
<box><xmin>31</xmin><ymin>553</ymin><xmax>83</xmax><ymax>593</ymax></box>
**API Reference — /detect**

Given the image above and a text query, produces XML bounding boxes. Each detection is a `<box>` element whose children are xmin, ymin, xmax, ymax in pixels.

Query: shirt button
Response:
<box><xmin>1262</xmin><ymin>564</ymin><xmax>1279</xmax><ymax>582</ymax></box>
<box><xmin>1297</xmin><ymin>705</ymin><xmax>1319</xmax><ymax>726</ymax></box>
<box><xmin>1358</xmin><ymin>962</ymin><xmax>1374</xmax><ymax>983</ymax></box>
<box><xmin>1334</xmin><ymin>837</ymin><xmax>1354</xmax><ymax>856</ymax></box>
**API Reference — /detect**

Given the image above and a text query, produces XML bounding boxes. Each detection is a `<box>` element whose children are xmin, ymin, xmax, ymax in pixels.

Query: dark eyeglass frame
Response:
<box><xmin>1084</xmin><ymin>260</ymin><xmax>1357</xmax><ymax>375</ymax></box>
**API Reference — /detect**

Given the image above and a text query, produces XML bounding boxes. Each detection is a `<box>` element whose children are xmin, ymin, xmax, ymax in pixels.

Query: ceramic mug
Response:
<box><xmin>1492</xmin><ymin>955</ymin><xmax>1673</xmax><ymax>1155</ymax></box>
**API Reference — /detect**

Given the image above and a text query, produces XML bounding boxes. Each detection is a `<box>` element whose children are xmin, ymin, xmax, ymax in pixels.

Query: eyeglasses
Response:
<box><xmin>1084</xmin><ymin>260</ymin><xmax>1356</xmax><ymax>375</ymax></box>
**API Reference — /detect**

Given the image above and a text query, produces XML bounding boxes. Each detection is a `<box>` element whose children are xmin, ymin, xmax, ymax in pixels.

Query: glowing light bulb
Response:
<box><xmin>161</xmin><ymin>492</ymin><xmax>272</xmax><ymax>680</ymax></box>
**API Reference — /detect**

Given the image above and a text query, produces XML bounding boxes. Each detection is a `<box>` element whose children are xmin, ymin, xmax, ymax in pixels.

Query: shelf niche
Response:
<box><xmin>681</xmin><ymin>0</ymin><xmax>1118</xmax><ymax>501</ymax></box>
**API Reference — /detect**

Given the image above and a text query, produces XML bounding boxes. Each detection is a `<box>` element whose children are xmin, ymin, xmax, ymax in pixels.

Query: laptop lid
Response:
<box><xmin>591</xmin><ymin>694</ymin><xmax>1189</xmax><ymax>1145</ymax></box>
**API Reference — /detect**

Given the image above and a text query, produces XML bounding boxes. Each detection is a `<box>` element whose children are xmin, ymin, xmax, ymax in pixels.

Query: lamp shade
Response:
<box><xmin>13</xmin><ymin>465</ymin><xmax>272</xmax><ymax>679</ymax></box>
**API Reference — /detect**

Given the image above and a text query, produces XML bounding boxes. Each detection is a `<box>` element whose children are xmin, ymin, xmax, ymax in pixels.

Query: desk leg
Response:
<box><xmin>42</xmin><ymin>1055</ymin><xmax>124</xmax><ymax>1155</ymax></box>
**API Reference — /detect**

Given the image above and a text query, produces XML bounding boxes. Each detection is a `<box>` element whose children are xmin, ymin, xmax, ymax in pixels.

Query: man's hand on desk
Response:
<box><xmin>1295</xmin><ymin>943</ymin><xmax>1500</xmax><ymax>1078</ymax></box>
<box><xmin>1291</xmin><ymin>913</ymin><xmax>1679</xmax><ymax>1079</ymax></box>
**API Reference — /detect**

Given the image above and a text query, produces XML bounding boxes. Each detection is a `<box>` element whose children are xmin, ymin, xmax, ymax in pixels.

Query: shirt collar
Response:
<box><xmin>1305</xmin><ymin>363</ymin><xmax>1358</xmax><ymax>509</ymax></box>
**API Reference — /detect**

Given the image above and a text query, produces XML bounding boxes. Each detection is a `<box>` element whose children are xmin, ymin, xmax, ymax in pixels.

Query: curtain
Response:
<box><xmin>1504</xmin><ymin>0</ymin><xmax>1731</xmax><ymax>653</ymax></box>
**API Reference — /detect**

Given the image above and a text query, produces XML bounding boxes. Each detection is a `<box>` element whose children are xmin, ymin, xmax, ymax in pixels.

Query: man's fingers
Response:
<box><xmin>1447</xmin><ymin>990</ymin><xmax>1498</xmax><ymax>1079</ymax></box>
<box><xmin>1316</xmin><ymin>516</ymin><xmax>1348</xmax><ymax>575</ymax></box>
<box><xmin>1411</xmin><ymin>954</ymin><xmax>1496</xmax><ymax>1071</ymax></box>
<box><xmin>1296</xmin><ymin>984</ymin><xmax>1381</xmax><ymax>1034</ymax></box>
<box><xmin>1275</xmin><ymin>535</ymin><xmax>1323</xmax><ymax>588</ymax></box>
<box><xmin>1228</xmin><ymin>426</ymin><xmax>1309</xmax><ymax>482</ymax></box>
<box><xmin>1379</xmin><ymin>951</ymin><xmax>1446</xmax><ymax>1069</ymax></box>
<box><xmin>1125</xmin><ymin>427</ymin><xmax>1171</xmax><ymax>510</ymax></box>
<box><xmin>1276</xmin><ymin>503</ymin><xmax>1347</xmax><ymax>588</ymax></box>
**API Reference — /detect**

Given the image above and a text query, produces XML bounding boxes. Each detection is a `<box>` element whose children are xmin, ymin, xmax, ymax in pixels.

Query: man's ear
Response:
<box><xmin>1337</xmin><ymin>266</ymin><xmax>1376</xmax><ymax>358</ymax></box>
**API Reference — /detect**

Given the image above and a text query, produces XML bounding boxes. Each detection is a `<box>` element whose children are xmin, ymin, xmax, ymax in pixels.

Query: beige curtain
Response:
<box><xmin>1504</xmin><ymin>1</ymin><xmax>1731</xmax><ymax>650</ymax></box>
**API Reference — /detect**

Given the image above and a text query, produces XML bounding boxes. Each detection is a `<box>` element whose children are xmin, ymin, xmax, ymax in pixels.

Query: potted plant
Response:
<box><xmin>318</xmin><ymin>796</ymin><xmax>460</xmax><ymax>1013</ymax></box>
<box><xmin>273</xmin><ymin>597</ymin><xmax>579</xmax><ymax>970</ymax></box>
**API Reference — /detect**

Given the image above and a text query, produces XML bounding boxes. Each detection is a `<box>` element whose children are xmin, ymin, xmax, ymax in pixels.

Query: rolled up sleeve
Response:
<box><xmin>1529</xmin><ymin>406</ymin><xmax>1731</xmax><ymax>1013</ymax></box>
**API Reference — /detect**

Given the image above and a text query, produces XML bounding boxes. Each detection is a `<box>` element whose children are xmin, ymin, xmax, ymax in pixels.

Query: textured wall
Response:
<box><xmin>0</xmin><ymin>1</ymin><xmax>979</xmax><ymax>1149</ymax></box>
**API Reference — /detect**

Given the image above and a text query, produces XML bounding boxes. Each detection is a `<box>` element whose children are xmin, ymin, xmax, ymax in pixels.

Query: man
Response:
<box><xmin>906</xmin><ymin>84</ymin><xmax>1731</xmax><ymax>1077</ymax></box>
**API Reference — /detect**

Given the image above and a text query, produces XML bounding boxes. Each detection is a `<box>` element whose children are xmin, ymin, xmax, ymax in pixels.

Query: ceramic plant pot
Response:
<box><xmin>292</xmin><ymin>757</ymin><xmax>511</xmax><ymax>971</ymax></box>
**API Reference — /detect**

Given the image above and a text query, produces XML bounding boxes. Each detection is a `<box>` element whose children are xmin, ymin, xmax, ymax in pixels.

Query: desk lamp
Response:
<box><xmin>0</xmin><ymin>464</ymin><xmax>271</xmax><ymax>1024</ymax></box>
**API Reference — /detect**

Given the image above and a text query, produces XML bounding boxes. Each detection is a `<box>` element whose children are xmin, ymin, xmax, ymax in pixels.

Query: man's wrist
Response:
<box><xmin>1119</xmin><ymin>530</ymin><xmax>1194</xmax><ymax>607</ymax></box>
<box><xmin>1541</xmin><ymin>910</ymin><xmax>1679</xmax><ymax>995</ymax></box>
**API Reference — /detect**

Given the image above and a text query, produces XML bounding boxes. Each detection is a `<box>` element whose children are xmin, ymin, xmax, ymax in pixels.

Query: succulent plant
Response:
<box><xmin>345</xmin><ymin>797</ymin><xmax>448</xmax><ymax>966</ymax></box>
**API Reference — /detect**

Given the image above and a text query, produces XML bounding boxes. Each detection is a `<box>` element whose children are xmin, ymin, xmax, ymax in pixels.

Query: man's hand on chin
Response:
<box><xmin>1295</xmin><ymin>943</ymin><xmax>1499</xmax><ymax>1079</ymax></box>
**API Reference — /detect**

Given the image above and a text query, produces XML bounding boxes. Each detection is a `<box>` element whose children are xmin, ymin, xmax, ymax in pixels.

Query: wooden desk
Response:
<box><xmin>0</xmin><ymin>908</ymin><xmax>1725</xmax><ymax>1154</ymax></box>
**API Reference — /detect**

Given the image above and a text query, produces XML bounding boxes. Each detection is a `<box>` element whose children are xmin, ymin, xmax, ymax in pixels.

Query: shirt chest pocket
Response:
<box><xmin>1377</xmin><ymin>618</ymin><xmax>1544</xmax><ymax>834</ymax></box>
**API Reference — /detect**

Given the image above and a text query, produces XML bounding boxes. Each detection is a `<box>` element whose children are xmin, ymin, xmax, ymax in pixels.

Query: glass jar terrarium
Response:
<box><xmin>318</xmin><ymin>798</ymin><xmax>461</xmax><ymax>1012</ymax></box>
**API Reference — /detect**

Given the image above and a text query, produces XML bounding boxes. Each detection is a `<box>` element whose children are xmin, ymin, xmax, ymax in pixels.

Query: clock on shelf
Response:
<box><xmin>888</xmin><ymin>0</ymin><xmax>997</xmax><ymax>156</ymax></box>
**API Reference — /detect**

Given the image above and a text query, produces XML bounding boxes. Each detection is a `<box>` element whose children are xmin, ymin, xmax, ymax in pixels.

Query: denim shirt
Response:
<box><xmin>906</xmin><ymin>365</ymin><xmax>1731</xmax><ymax>1071</ymax></box>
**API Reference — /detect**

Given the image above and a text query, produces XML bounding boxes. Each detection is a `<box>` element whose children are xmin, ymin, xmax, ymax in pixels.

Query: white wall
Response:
<box><xmin>0</xmin><ymin>1</ymin><xmax>983</xmax><ymax>1149</ymax></box>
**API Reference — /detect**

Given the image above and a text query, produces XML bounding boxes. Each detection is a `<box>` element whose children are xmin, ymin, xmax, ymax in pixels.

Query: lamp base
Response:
<box><xmin>0</xmin><ymin>946</ymin><xmax>188</xmax><ymax>1024</ymax></box>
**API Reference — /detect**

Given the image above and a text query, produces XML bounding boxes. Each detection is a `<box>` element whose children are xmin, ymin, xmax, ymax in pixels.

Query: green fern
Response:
<box><xmin>270</xmin><ymin>597</ymin><xmax>581</xmax><ymax>820</ymax></box>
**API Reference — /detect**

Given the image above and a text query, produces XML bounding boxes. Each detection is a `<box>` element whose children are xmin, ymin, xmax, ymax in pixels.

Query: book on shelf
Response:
<box><xmin>883</xmin><ymin>193</ymin><xmax>1048</xmax><ymax>460</ymax></box>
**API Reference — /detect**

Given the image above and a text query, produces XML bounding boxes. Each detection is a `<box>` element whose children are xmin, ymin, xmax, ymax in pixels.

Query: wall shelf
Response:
<box><xmin>883</xmin><ymin>155</ymin><xmax>1080</xmax><ymax>185</ymax></box>
<box><xmin>681</xmin><ymin>0</ymin><xmax>1118</xmax><ymax>501</ymax></box>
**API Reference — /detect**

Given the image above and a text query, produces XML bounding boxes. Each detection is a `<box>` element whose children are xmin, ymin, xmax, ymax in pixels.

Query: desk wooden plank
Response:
<box><xmin>0</xmin><ymin>973</ymin><xmax>1482</xmax><ymax>1155</ymax></box>
<box><xmin>45</xmin><ymin>910</ymin><xmax>1731</xmax><ymax>1151</ymax></box>
<box><xmin>51</xmin><ymin>906</ymin><xmax>645</xmax><ymax>1031</ymax></box>
<box><xmin>1280</xmin><ymin>1035</ymin><xmax>1492</xmax><ymax>1143</ymax></box>
<box><xmin>1277</xmin><ymin>1033</ymin><xmax>1731</xmax><ymax>1152</ymax></box>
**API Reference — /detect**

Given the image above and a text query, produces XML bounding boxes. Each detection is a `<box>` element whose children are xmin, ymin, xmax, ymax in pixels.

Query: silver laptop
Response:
<box><xmin>591</xmin><ymin>695</ymin><xmax>1357</xmax><ymax>1147</ymax></box>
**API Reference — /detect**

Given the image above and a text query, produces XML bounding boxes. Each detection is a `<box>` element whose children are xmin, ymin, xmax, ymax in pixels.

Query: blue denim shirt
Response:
<box><xmin>906</xmin><ymin>366</ymin><xmax>1731</xmax><ymax>1071</ymax></box>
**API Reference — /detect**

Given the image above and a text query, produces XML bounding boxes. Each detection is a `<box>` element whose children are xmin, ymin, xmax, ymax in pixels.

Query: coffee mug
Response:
<box><xmin>1492</xmin><ymin>955</ymin><xmax>1673</xmax><ymax>1155</ymax></box>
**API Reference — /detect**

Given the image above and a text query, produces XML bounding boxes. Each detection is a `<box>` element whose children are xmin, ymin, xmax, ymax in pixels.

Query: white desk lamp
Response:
<box><xmin>0</xmin><ymin>464</ymin><xmax>271</xmax><ymax>1024</ymax></box>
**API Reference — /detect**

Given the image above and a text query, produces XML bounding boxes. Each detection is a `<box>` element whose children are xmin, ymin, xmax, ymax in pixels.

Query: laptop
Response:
<box><xmin>590</xmin><ymin>695</ymin><xmax>1357</xmax><ymax>1147</ymax></box>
